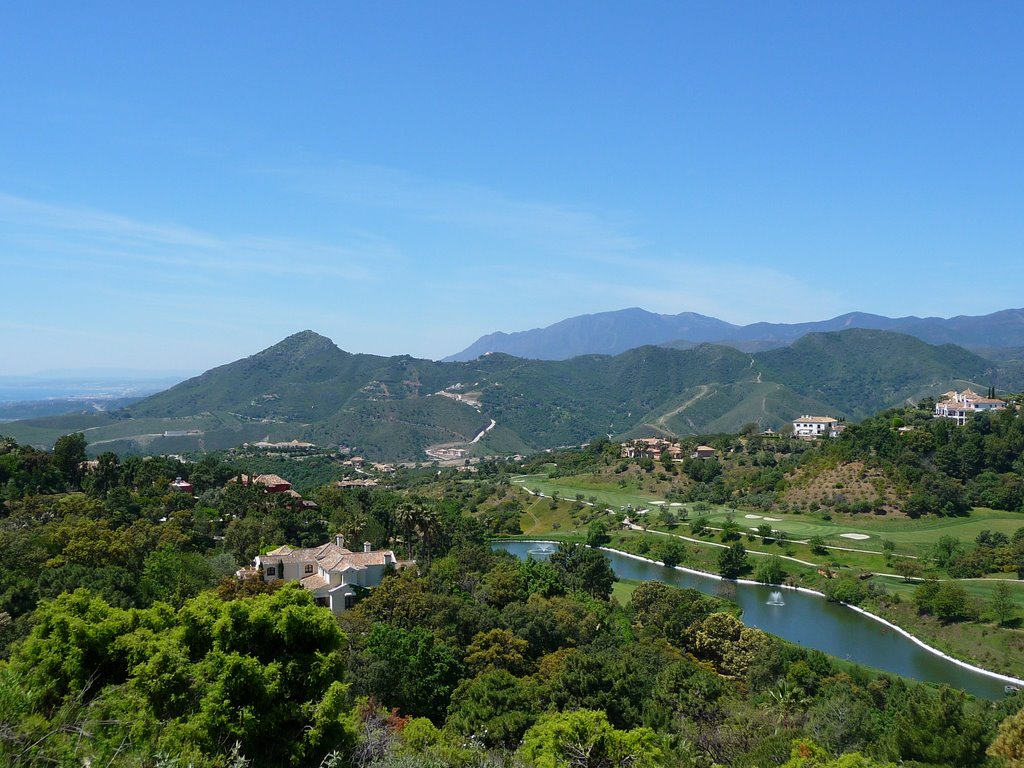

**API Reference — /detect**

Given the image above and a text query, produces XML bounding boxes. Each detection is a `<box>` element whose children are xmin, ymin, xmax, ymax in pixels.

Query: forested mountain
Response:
<box><xmin>1</xmin><ymin>329</ymin><xmax>1013</xmax><ymax>460</ymax></box>
<box><xmin>756</xmin><ymin>330</ymin><xmax>995</xmax><ymax>418</ymax></box>
<box><xmin>447</xmin><ymin>307</ymin><xmax>1024</xmax><ymax>361</ymax></box>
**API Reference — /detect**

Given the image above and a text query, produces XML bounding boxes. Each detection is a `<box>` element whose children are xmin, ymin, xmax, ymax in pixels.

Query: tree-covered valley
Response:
<box><xmin>3</xmin><ymin>425</ymin><xmax>1024</xmax><ymax>767</ymax></box>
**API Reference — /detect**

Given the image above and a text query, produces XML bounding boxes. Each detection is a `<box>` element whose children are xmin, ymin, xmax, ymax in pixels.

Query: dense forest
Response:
<box><xmin>1</xmin><ymin>433</ymin><xmax>1024</xmax><ymax>767</ymax></box>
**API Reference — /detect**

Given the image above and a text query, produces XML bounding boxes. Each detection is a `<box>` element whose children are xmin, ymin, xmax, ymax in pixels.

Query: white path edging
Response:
<box><xmin>594</xmin><ymin>546</ymin><xmax>1024</xmax><ymax>688</ymax></box>
<box><xmin>841</xmin><ymin>603</ymin><xmax>1024</xmax><ymax>687</ymax></box>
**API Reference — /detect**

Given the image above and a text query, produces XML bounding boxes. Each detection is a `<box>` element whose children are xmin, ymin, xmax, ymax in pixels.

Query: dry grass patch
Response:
<box><xmin>782</xmin><ymin>460</ymin><xmax>899</xmax><ymax>513</ymax></box>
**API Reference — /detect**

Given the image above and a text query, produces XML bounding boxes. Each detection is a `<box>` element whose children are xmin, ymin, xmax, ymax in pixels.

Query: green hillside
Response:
<box><xmin>2</xmin><ymin>329</ymin><xmax>1016</xmax><ymax>460</ymax></box>
<box><xmin>757</xmin><ymin>329</ymin><xmax>994</xmax><ymax>418</ymax></box>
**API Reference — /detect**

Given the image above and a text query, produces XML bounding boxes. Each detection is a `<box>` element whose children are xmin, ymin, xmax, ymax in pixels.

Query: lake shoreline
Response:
<box><xmin>500</xmin><ymin>538</ymin><xmax>1024</xmax><ymax>689</ymax></box>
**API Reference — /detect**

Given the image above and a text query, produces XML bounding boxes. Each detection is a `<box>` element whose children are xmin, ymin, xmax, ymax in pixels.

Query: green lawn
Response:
<box><xmin>512</xmin><ymin>474</ymin><xmax>1024</xmax><ymax>560</ymax></box>
<box><xmin>611</xmin><ymin>578</ymin><xmax>642</xmax><ymax>606</ymax></box>
<box><xmin>512</xmin><ymin>473</ymin><xmax>660</xmax><ymax>510</ymax></box>
<box><xmin>877</xmin><ymin>574</ymin><xmax>1024</xmax><ymax>611</ymax></box>
<box><xmin>867</xmin><ymin>596</ymin><xmax>1024</xmax><ymax>678</ymax></box>
<box><xmin>519</xmin><ymin>496</ymin><xmax>590</xmax><ymax>536</ymax></box>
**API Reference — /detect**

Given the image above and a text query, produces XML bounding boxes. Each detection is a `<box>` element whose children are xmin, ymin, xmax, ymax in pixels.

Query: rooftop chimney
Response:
<box><xmin>335</xmin><ymin>534</ymin><xmax>345</xmax><ymax>549</ymax></box>
<box><xmin>363</xmin><ymin>541</ymin><xmax>372</xmax><ymax>553</ymax></box>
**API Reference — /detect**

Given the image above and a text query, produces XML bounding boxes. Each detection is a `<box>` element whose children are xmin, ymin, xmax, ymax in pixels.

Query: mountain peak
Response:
<box><xmin>444</xmin><ymin>309</ymin><xmax>735</xmax><ymax>361</ymax></box>
<box><xmin>260</xmin><ymin>330</ymin><xmax>341</xmax><ymax>357</ymax></box>
<box><xmin>446</xmin><ymin>307</ymin><xmax>1024</xmax><ymax>361</ymax></box>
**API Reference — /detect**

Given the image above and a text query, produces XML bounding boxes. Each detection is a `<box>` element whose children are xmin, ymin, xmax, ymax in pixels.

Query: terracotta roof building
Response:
<box><xmin>934</xmin><ymin>389</ymin><xmax>1007</xmax><ymax>426</ymax></box>
<box><xmin>253</xmin><ymin>535</ymin><xmax>403</xmax><ymax>614</ymax></box>
<box><xmin>235</xmin><ymin>473</ymin><xmax>293</xmax><ymax>492</ymax></box>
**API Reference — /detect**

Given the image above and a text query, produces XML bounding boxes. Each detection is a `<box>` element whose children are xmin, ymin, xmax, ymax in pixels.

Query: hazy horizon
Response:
<box><xmin>4</xmin><ymin>4</ymin><xmax>1023</xmax><ymax>374</ymax></box>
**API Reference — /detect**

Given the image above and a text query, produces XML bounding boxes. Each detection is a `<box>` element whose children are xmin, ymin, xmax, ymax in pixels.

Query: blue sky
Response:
<box><xmin>2</xmin><ymin>2</ymin><xmax>1022</xmax><ymax>374</ymax></box>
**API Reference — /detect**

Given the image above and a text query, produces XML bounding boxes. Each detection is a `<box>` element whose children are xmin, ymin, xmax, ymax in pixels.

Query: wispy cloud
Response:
<box><xmin>0</xmin><ymin>168</ymin><xmax>851</xmax><ymax>371</ymax></box>
<box><xmin>0</xmin><ymin>192</ymin><xmax>395</xmax><ymax>282</ymax></box>
<box><xmin>256</xmin><ymin>161</ymin><xmax>852</xmax><ymax>331</ymax></box>
<box><xmin>258</xmin><ymin>161</ymin><xmax>645</xmax><ymax>263</ymax></box>
<box><xmin>410</xmin><ymin>250</ymin><xmax>846</xmax><ymax>331</ymax></box>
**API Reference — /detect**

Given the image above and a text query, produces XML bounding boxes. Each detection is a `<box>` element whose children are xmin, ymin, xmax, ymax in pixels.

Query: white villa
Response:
<box><xmin>792</xmin><ymin>415</ymin><xmax>842</xmax><ymax>439</ymax></box>
<box><xmin>934</xmin><ymin>389</ymin><xmax>1007</xmax><ymax>426</ymax></box>
<box><xmin>253</xmin><ymin>535</ymin><xmax>401</xmax><ymax>615</ymax></box>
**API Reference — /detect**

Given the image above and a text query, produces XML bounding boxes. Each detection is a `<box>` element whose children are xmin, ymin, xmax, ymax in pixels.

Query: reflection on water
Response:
<box><xmin>526</xmin><ymin>543</ymin><xmax>555</xmax><ymax>559</ymax></box>
<box><xmin>494</xmin><ymin>540</ymin><xmax>1009</xmax><ymax>699</ymax></box>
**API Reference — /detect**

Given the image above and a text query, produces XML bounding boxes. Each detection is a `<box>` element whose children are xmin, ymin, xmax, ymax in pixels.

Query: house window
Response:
<box><xmin>266</xmin><ymin>567</ymin><xmax>276</xmax><ymax>576</ymax></box>
<box><xmin>344</xmin><ymin>594</ymin><xmax>356</xmax><ymax>609</ymax></box>
<box><xmin>304</xmin><ymin>564</ymin><xmax>314</xmax><ymax>574</ymax></box>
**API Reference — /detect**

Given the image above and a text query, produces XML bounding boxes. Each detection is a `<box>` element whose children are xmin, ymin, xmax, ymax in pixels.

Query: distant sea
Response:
<box><xmin>0</xmin><ymin>386</ymin><xmax>127</xmax><ymax>401</ymax></box>
<box><xmin>0</xmin><ymin>376</ymin><xmax>185</xmax><ymax>403</ymax></box>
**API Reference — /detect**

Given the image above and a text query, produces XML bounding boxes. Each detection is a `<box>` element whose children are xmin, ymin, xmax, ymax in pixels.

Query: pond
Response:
<box><xmin>493</xmin><ymin>540</ymin><xmax>1020</xmax><ymax>700</ymax></box>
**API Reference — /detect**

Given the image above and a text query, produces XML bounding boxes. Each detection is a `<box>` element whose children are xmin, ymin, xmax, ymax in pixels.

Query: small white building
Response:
<box><xmin>792</xmin><ymin>415</ymin><xmax>841</xmax><ymax>439</ymax></box>
<box><xmin>253</xmin><ymin>535</ymin><xmax>401</xmax><ymax>614</ymax></box>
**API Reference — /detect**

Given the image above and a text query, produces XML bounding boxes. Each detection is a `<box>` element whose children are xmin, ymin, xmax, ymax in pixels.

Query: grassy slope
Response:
<box><xmin>505</xmin><ymin>472</ymin><xmax>1024</xmax><ymax>678</ymax></box>
<box><xmin>514</xmin><ymin>473</ymin><xmax>1024</xmax><ymax>553</ymax></box>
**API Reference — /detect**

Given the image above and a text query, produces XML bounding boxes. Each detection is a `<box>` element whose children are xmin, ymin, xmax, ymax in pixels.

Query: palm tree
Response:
<box><xmin>341</xmin><ymin>509</ymin><xmax>368</xmax><ymax>547</ymax></box>
<box><xmin>415</xmin><ymin>506</ymin><xmax>441</xmax><ymax>566</ymax></box>
<box><xmin>394</xmin><ymin>503</ymin><xmax>419</xmax><ymax>558</ymax></box>
<box><xmin>766</xmin><ymin>679</ymin><xmax>810</xmax><ymax>725</ymax></box>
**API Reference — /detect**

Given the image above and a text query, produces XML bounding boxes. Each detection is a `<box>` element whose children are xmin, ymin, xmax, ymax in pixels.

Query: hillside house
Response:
<box><xmin>249</xmin><ymin>439</ymin><xmax>317</xmax><ymax>451</ymax></box>
<box><xmin>169</xmin><ymin>477</ymin><xmax>194</xmax><ymax>493</ymax></box>
<box><xmin>425</xmin><ymin>447</ymin><xmax>468</xmax><ymax>461</ymax></box>
<box><xmin>336</xmin><ymin>478</ymin><xmax>379</xmax><ymax>488</ymax></box>
<box><xmin>284</xmin><ymin>489</ymin><xmax>319</xmax><ymax>511</ymax></box>
<box><xmin>235</xmin><ymin>473</ymin><xmax>293</xmax><ymax>492</ymax></box>
<box><xmin>620</xmin><ymin>437</ymin><xmax>681</xmax><ymax>461</ymax></box>
<box><xmin>691</xmin><ymin>445</ymin><xmax>716</xmax><ymax>459</ymax></box>
<box><xmin>792</xmin><ymin>416</ymin><xmax>841</xmax><ymax>439</ymax></box>
<box><xmin>253</xmin><ymin>535</ymin><xmax>402</xmax><ymax>615</ymax></box>
<box><xmin>934</xmin><ymin>389</ymin><xmax>1007</xmax><ymax>426</ymax></box>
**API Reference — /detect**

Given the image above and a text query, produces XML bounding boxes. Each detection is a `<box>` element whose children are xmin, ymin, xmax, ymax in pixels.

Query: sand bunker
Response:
<box><xmin>840</xmin><ymin>533</ymin><xmax>870</xmax><ymax>540</ymax></box>
<box><xmin>744</xmin><ymin>514</ymin><xmax>763</xmax><ymax>519</ymax></box>
<box><xmin>650</xmin><ymin>500</ymin><xmax>666</xmax><ymax>505</ymax></box>
<box><xmin>763</xmin><ymin>517</ymin><xmax>781</xmax><ymax>522</ymax></box>
<box><xmin>669</xmin><ymin>502</ymin><xmax>683</xmax><ymax>507</ymax></box>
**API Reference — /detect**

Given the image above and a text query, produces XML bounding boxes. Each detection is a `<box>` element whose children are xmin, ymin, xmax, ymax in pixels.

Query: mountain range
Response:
<box><xmin>2</xmin><ymin>328</ymin><xmax>1015</xmax><ymax>461</ymax></box>
<box><xmin>445</xmin><ymin>307</ymin><xmax>1024</xmax><ymax>361</ymax></box>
